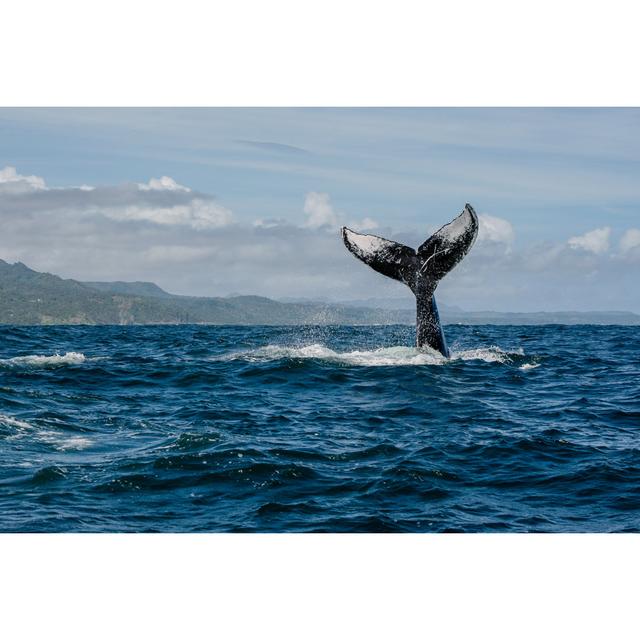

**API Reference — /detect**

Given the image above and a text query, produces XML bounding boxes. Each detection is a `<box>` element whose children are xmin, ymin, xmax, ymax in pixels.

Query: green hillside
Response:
<box><xmin>0</xmin><ymin>260</ymin><xmax>411</xmax><ymax>325</ymax></box>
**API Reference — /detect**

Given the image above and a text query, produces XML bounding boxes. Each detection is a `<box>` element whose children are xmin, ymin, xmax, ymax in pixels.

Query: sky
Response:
<box><xmin>0</xmin><ymin>107</ymin><xmax>639</xmax><ymax>312</ymax></box>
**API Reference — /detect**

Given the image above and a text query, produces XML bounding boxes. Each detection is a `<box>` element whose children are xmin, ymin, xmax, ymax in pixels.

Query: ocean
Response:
<box><xmin>0</xmin><ymin>324</ymin><xmax>638</xmax><ymax>532</ymax></box>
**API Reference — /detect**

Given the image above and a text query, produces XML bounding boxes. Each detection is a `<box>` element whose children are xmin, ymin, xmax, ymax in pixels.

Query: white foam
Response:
<box><xmin>519</xmin><ymin>363</ymin><xmax>541</xmax><ymax>370</ymax></box>
<box><xmin>0</xmin><ymin>352</ymin><xmax>86</xmax><ymax>367</ymax></box>
<box><xmin>1</xmin><ymin>413</ymin><xmax>93</xmax><ymax>449</ymax></box>
<box><xmin>0</xmin><ymin>413</ymin><xmax>34</xmax><ymax>429</ymax></box>
<box><xmin>450</xmin><ymin>346</ymin><xmax>522</xmax><ymax>364</ymax></box>
<box><xmin>52</xmin><ymin>436</ymin><xmax>93</xmax><ymax>451</ymax></box>
<box><xmin>216</xmin><ymin>343</ymin><xmax>526</xmax><ymax>367</ymax></box>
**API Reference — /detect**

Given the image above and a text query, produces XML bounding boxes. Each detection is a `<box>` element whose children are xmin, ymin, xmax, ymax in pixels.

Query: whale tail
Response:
<box><xmin>341</xmin><ymin>204</ymin><xmax>479</xmax><ymax>356</ymax></box>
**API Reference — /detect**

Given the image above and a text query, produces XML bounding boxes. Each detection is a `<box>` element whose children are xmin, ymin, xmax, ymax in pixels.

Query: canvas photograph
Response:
<box><xmin>0</xmin><ymin>107</ymin><xmax>638</xmax><ymax>534</ymax></box>
<box><xmin>3</xmin><ymin>2</ymin><xmax>640</xmax><ymax>638</ymax></box>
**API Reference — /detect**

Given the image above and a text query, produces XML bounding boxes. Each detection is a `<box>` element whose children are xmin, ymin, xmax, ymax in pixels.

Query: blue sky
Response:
<box><xmin>1</xmin><ymin>108</ymin><xmax>639</xmax><ymax>311</ymax></box>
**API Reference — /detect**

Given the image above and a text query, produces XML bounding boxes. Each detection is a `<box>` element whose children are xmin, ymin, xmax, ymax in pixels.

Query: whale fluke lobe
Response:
<box><xmin>341</xmin><ymin>204</ymin><xmax>479</xmax><ymax>357</ymax></box>
<box><xmin>417</xmin><ymin>204</ymin><xmax>479</xmax><ymax>281</ymax></box>
<box><xmin>341</xmin><ymin>229</ymin><xmax>417</xmax><ymax>289</ymax></box>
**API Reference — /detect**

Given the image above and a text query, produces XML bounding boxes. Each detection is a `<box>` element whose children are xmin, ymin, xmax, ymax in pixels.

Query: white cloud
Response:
<box><xmin>303</xmin><ymin>192</ymin><xmax>339</xmax><ymax>229</ymax></box>
<box><xmin>253</xmin><ymin>217</ymin><xmax>289</xmax><ymax>229</ymax></box>
<box><xmin>523</xmin><ymin>243</ymin><xmax>565</xmax><ymax>271</ymax></box>
<box><xmin>303</xmin><ymin>191</ymin><xmax>379</xmax><ymax>233</ymax></box>
<box><xmin>101</xmin><ymin>199</ymin><xmax>233</xmax><ymax>230</ymax></box>
<box><xmin>0</xmin><ymin>167</ymin><xmax>233</xmax><ymax>231</ymax></box>
<box><xmin>0</xmin><ymin>166</ymin><xmax>47</xmax><ymax>193</ymax></box>
<box><xmin>567</xmin><ymin>227</ymin><xmax>611</xmax><ymax>254</ymax></box>
<box><xmin>138</xmin><ymin>176</ymin><xmax>191</xmax><ymax>192</ymax></box>
<box><xmin>620</xmin><ymin>228</ymin><xmax>640</xmax><ymax>254</ymax></box>
<box><xmin>1</xmin><ymin>167</ymin><xmax>637</xmax><ymax>310</ymax></box>
<box><xmin>477</xmin><ymin>214</ymin><xmax>515</xmax><ymax>246</ymax></box>
<box><xmin>349</xmin><ymin>217</ymin><xmax>379</xmax><ymax>231</ymax></box>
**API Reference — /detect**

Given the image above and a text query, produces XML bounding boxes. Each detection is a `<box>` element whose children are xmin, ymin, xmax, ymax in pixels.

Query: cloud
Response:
<box><xmin>521</xmin><ymin>243</ymin><xmax>565</xmax><ymax>271</ymax></box>
<box><xmin>620</xmin><ymin>228</ymin><xmax>640</xmax><ymax>254</ymax></box>
<box><xmin>303</xmin><ymin>191</ymin><xmax>379</xmax><ymax>232</ymax></box>
<box><xmin>100</xmin><ymin>199</ymin><xmax>233</xmax><ymax>229</ymax></box>
<box><xmin>349</xmin><ymin>217</ymin><xmax>379</xmax><ymax>231</ymax></box>
<box><xmin>236</xmin><ymin>140</ymin><xmax>309</xmax><ymax>155</ymax></box>
<box><xmin>567</xmin><ymin>227</ymin><xmax>611</xmax><ymax>254</ymax></box>
<box><xmin>138</xmin><ymin>176</ymin><xmax>191</xmax><ymax>192</ymax></box>
<box><xmin>0</xmin><ymin>166</ymin><xmax>232</xmax><ymax>231</ymax></box>
<box><xmin>477</xmin><ymin>214</ymin><xmax>515</xmax><ymax>247</ymax></box>
<box><xmin>0</xmin><ymin>166</ymin><xmax>638</xmax><ymax>312</ymax></box>
<box><xmin>143</xmin><ymin>245</ymin><xmax>214</xmax><ymax>263</ymax></box>
<box><xmin>303</xmin><ymin>191</ymin><xmax>340</xmax><ymax>229</ymax></box>
<box><xmin>253</xmin><ymin>217</ymin><xmax>290</xmax><ymax>229</ymax></box>
<box><xmin>0</xmin><ymin>165</ymin><xmax>47</xmax><ymax>193</ymax></box>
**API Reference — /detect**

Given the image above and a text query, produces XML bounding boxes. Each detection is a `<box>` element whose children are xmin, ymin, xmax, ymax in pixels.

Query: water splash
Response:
<box><xmin>215</xmin><ymin>343</ymin><xmax>524</xmax><ymax>366</ymax></box>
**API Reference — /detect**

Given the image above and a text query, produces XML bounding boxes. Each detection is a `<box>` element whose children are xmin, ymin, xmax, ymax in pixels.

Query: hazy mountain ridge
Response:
<box><xmin>1</xmin><ymin>260</ymin><xmax>638</xmax><ymax>325</ymax></box>
<box><xmin>0</xmin><ymin>260</ymin><xmax>411</xmax><ymax>325</ymax></box>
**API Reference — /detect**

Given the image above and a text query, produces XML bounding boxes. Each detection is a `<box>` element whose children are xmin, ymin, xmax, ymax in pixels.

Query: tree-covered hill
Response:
<box><xmin>0</xmin><ymin>260</ymin><xmax>411</xmax><ymax>325</ymax></box>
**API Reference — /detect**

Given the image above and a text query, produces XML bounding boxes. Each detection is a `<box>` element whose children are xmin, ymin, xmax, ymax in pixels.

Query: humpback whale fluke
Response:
<box><xmin>341</xmin><ymin>204</ymin><xmax>479</xmax><ymax>357</ymax></box>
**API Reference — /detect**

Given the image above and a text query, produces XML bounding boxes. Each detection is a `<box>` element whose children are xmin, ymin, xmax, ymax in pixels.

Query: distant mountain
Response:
<box><xmin>0</xmin><ymin>260</ymin><xmax>411</xmax><ymax>325</ymax></box>
<box><xmin>1</xmin><ymin>259</ymin><xmax>638</xmax><ymax>325</ymax></box>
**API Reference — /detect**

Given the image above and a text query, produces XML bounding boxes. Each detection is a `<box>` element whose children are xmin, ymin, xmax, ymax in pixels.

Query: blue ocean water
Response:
<box><xmin>0</xmin><ymin>324</ymin><xmax>638</xmax><ymax>532</ymax></box>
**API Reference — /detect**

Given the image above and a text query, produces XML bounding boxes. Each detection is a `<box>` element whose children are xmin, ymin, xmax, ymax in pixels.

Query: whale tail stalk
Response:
<box><xmin>341</xmin><ymin>204</ymin><xmax>479</xmax><ymax>357</ymax></box>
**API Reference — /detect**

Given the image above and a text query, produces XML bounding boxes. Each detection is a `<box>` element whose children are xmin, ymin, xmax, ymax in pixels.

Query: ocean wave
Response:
<box><xmin>2</xmin><ymin>324</ymin><xmax>635</xmax><ymax>533</ymax></box>
<box><xmin>0</xmin><ymin>352</ymin><xmax>86</xmax><ymax>368</ymax></box>
<box><xmin>215</xmin><ymin>343</ymin><xmax>524</xmax><ymax>366</ymax></box>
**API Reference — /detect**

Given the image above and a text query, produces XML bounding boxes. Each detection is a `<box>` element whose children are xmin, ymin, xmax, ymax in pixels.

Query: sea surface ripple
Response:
<box><xmin>0</xmin><ymin>324</ymin><xmax>638</xmax><ymax>532</ymax></box>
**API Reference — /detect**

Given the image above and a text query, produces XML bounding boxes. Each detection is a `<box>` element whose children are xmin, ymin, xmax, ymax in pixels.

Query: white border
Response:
<box><xmin>1</xmin><ymin>534</ymin><xmax>638</xmax><ymax>639</ymax></box>
<box><xmin>2</xmin><ymin>0</ymin><xmax>640</xmax><ymax>105</ymax></box>
<box><xmin>1</xmin><ymin>1</ymin><xmax>639</xmax><ymax>637</ymax></box>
